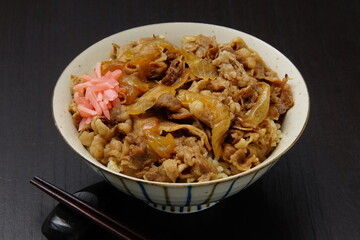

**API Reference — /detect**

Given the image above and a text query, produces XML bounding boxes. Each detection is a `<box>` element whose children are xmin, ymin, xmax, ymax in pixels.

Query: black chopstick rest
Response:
<box><xmin>42</xmin><ymin>191</ymin><xmax>99</xmax><ymax>240</ymax></box>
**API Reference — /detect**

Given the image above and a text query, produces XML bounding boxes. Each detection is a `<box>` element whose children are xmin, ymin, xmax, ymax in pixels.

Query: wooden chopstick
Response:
<box><xmin>30</xmin><ymin>176</ymin><xmax>148</xmax><ymax>240</ymax></box>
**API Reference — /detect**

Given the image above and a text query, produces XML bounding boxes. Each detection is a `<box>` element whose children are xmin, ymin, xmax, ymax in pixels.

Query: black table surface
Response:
<box><xmin>1</xmin><ymin>0</ymin><xmax>359</xmax><ymax>239</ymax></box>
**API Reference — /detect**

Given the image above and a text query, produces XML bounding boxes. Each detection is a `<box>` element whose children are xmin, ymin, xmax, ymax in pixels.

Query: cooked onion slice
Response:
<box><xmin>177</xmin><ymin>90</ymin><xmax>231</xmax><ymax>159</ymax></box>
<box><xmin>126</xmin><ymin>71</ymin><xmax>189</xmax><ymax>115</ymax></box>
<box><xmin>240</xmin><ymin>82</ymin><xmax>271</xmax><ymax>127</ymax></box>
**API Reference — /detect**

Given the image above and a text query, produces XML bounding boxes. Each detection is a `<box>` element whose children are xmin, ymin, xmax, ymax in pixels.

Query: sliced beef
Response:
<box><xmin>229</xmin><ymin>150</ymin><xmax>260</xmax><ymax>172</ymax></box>
<box><xmin>164</xmin><ymin>49</ymin><xmax>179</xmax><ymax>61</ymax></box>
<box><xmin>272</xmin><ymin>83</ymin><xmax>294</xmax><ymax>115</ymax></box>
<box><xmin>160</xmin><ymin>57</ymin><xmax>184</xmax><ymax>86</ymax></box>
<box><xmin>181</xmin><ymin>35</ymin><xmax>219</xmax><ymax>59</ymax></box>
<box><xmin>124</xmin><ymin>133</ymin><xmax>159</xmax><ymax>170</ymax></box>
<box><xmin>169</xmin><ymin>108</ymin><xmax>193</xmax><ymax>120</ymax></box>
<box><xmin>147</xmin><ymin>61</ymin><xmax>168</xmax><ymax>79</ymax></box>
<box><xmin>143</xmin><ymin>165</ymin><xmax>172</xmax><ymax>183</ymax></box>
<box><xmin>154</xmin><ymin>93</ymin><xmax>182</xmax><ymax>112</ymax></box>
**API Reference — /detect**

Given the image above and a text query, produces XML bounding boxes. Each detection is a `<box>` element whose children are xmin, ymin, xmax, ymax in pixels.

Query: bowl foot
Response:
<box><xmin>145</xmin><ymin>201</ymin><xmax>218</xmax><ymax>214</ymax></box>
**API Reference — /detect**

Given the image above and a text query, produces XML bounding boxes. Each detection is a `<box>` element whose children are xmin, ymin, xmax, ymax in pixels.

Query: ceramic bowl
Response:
<box><xmin>53</xmin><ymin>22</ymin><xmax>309</xmax><ymax>213</ymax></box>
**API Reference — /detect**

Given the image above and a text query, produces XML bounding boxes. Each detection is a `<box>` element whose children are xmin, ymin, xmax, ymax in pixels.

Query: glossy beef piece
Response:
<box><xmin>160</xmin><ymin>57</ymin><xmax>183</xmax><ymax>86</ymax></box>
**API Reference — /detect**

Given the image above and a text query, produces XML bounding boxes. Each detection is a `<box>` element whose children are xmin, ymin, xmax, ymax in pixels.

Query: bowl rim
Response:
<box><xmin>52</xmin><ymin>22</ymin><xmax>310</xmax><ymax>188</ymax></box>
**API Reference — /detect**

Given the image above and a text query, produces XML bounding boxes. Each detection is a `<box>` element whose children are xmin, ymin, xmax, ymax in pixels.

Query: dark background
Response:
<box><xmin>1</xmin><ymin>0</ymin><xmax>359</xmax><ymax>239</ymax></box>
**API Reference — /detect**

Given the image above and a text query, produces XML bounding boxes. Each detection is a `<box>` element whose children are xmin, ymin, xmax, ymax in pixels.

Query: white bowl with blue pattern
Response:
<box><xmin>53</xmin><ymin>22</ymin><xmax>309</xmax><ymax>214</ymax></box>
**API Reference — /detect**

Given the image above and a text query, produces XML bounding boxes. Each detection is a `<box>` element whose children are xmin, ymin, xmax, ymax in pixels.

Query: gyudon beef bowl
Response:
<box><xmin>53</xmin><ymin>23</ymin><xmax>309</xmax><ymax>213</ymax></box>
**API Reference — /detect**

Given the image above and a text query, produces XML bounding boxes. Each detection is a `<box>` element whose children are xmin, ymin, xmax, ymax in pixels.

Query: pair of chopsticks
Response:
<box><xmin>30</xmin><ymin>176</ymin><xmax>148</xmax><ymax>240</ymax></box>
